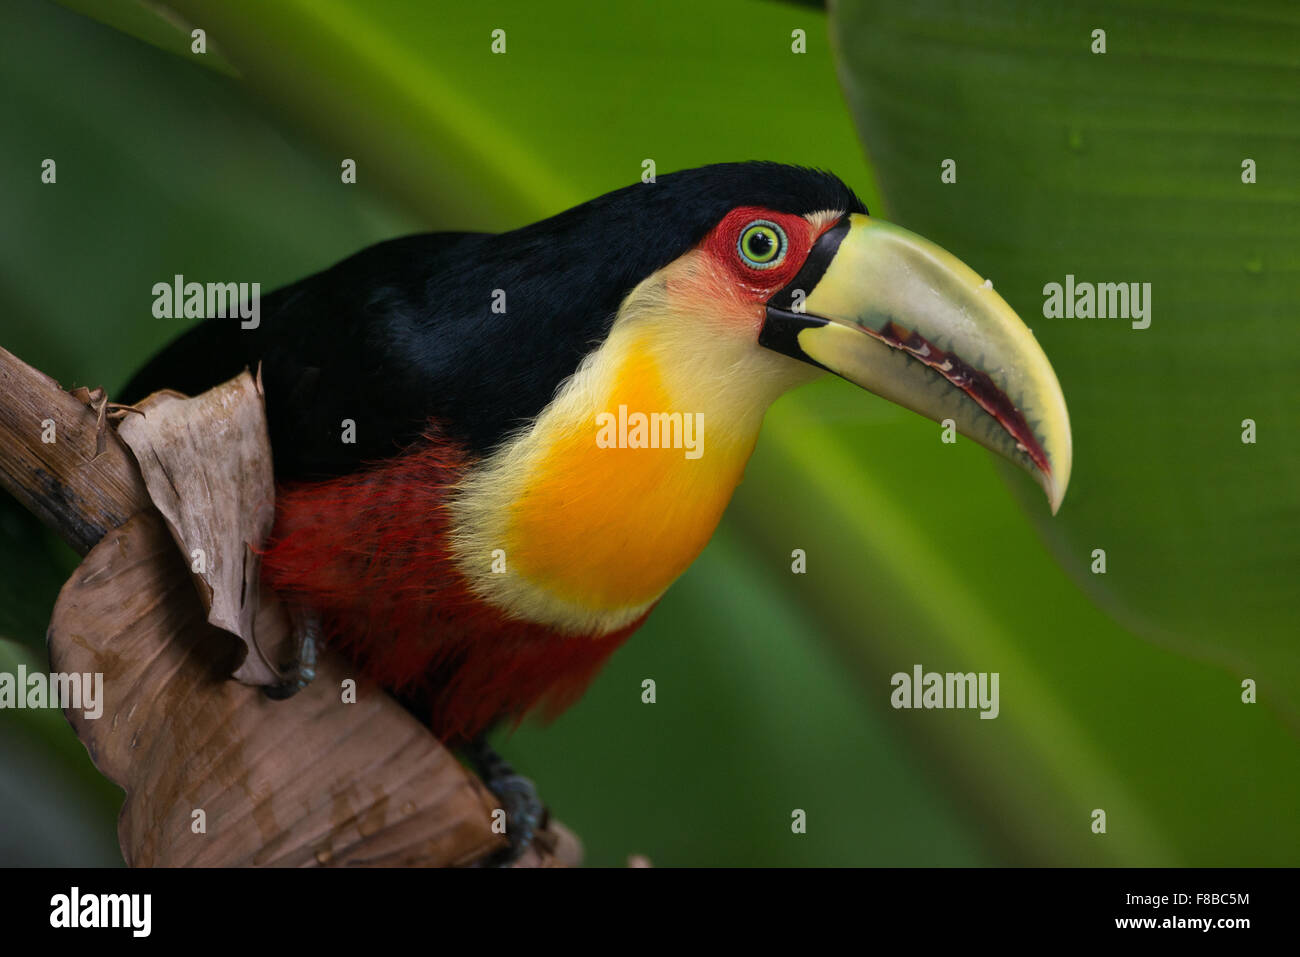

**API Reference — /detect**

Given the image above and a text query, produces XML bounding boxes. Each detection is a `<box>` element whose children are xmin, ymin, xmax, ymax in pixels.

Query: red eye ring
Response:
<box><xmin>700</xmin><ymin>206</ymin><xmax>816</xmax><ymax>298</ymax></box>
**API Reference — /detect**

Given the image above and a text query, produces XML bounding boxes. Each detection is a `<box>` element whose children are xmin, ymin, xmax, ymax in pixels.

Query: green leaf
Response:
<box><xmin>831</xmin><ymin>0</ymin><xmax>1300</xmax><ymax>724</ymax></box>
<box><xmin>53</xmin><ymin>0</ymin><xmax>239</xmax><ymax>75</ymax></box>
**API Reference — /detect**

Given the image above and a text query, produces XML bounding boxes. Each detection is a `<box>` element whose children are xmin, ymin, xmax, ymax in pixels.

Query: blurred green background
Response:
<box><xmin>1</xmin><ymin>0</ymin><xmax>1296</xmax><ymax>866</ymax></box>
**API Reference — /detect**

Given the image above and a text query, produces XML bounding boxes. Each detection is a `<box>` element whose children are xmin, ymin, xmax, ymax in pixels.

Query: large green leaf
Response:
<box><xmin>832</xmin><ymin>0</ymin><xmax>1300</xmax><ymax>723</ymax></box>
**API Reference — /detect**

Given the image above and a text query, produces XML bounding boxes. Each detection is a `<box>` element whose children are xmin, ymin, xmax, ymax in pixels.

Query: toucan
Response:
<box><xmin>124</xmin><ymin>162</ymin><xmax>1072</xmax><ymax>856</ymax></box>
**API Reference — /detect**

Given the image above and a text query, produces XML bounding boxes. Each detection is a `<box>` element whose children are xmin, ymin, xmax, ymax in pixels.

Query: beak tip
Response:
<box><xmin>1039</xmin><ymin>402</ymin><xmax>1072</xmax><ymax>516</ymax></box>
<box><xmin>1040</xmin><ymin>459</ymin><xmax>1070</xmax><ymax>515</ymax></box>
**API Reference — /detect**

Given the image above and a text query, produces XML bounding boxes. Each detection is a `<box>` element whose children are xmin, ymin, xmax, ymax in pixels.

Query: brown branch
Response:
<box><xmin>0</xmin><ymin>344</ymin><xmax>576</xmax><ymax>867</ymax></box>
<box><xmin>0</xmin><ymin>346</ymin><xmax>151</xmax><ymax>554</ymax></box>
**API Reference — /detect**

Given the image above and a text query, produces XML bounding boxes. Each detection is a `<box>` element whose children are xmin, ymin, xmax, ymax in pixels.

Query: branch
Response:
<box><xmin>0</xmin><ymin>346</ymin><xmax>150</xmax><ymax>554</ymax></box>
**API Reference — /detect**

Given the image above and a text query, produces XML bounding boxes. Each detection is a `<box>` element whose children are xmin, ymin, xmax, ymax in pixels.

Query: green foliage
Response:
<box><xmin>1</xmin><ymin>0</ymin><xmax>1294</xmax><ymax>865</ymax></box>
<box><xmin>832</xmin><ymin>0</ymin><xmax>1300</xmax><ymax>720</ymax></box>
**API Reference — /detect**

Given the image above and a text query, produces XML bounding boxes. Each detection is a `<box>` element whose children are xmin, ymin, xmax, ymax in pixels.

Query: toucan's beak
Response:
<box><xmin>762</xmin><ymin>213</ymin><xmax>1072</xmax><ymax>513</ymax></box>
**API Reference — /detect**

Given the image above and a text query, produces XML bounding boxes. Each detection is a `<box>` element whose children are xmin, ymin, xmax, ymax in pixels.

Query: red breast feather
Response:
<box><xmin>260</xmin><ymin>426</ymin><xmax>646</xmax><ymax>742</ymax></box>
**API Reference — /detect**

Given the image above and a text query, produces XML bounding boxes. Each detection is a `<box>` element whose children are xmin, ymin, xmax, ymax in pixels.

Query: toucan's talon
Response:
<box><xmin>263</xmin><ymin>611</ymin><xmax>320</xmax><ymax>701</ymax></box>
<box><xmin>262</xmin><ymin>671</ymin><xmax>313</xmax><ymax>700</ymax></box>
<box><xmin>463</xmin><ymin>736</ymin><xmax>547</xmax><ymax>866</ymax></box>
<box><xmin>262</xmin><ymin>660</ymin><xmax>316</xmax><ymax>700</ymax></box>
<box><xmin>486</xmin><ymin>773</ymin><xmax>545</xmax><ymax>865</ymax></box>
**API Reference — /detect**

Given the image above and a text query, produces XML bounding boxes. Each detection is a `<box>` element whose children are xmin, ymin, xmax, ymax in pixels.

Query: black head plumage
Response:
<box><xmin>124</xmin><ymin>163</ymin><xmax>867</xmax><ymax>476</ymax></box>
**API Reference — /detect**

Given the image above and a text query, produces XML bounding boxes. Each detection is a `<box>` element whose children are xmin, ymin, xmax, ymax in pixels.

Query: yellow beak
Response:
<box><xmin>761</xmin><ymin>213</ymin><xmax>1072</xmax><ymax>512</ymax></box>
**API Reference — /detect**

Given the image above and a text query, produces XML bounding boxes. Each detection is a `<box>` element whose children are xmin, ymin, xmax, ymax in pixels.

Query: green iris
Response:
<box><xmin>738</xmin><ymin>220</ymin><xmax>786</xmax><ymax>269</ymax></box>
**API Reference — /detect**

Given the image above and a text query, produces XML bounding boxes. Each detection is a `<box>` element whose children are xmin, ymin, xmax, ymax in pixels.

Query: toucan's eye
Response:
<box><xmin>737</xmin><ymin>220</ymin><xmax>787</xmax><ymax>270</ymax></box>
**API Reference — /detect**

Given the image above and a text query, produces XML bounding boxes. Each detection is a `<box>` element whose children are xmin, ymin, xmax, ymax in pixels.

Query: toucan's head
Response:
<box><xmin>449</xmin><ymin>163</ymin><xmax>1073</xmax><ymax>631</ymax></box>
<box><xmin>534</xmin><ymin>162</ymin><xmax>1071</xmax><ymax>512</ymax></box>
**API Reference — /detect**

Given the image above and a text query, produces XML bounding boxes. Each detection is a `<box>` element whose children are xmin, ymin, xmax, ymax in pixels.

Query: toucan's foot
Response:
<box><xmin>463</xmin><ymin>735</ymin><xmax>547</xmax><ymax>866</ymax></box>
<box><xmin>263</xmin><ymin>610</ymin><xmax>319</xmax><ymax>701</ymax></box>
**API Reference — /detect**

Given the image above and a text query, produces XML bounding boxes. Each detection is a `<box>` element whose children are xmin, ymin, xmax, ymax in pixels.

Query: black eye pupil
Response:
<box><xmin>748</xmin><ymin>231</ymin><xmax>773</xmax><ymax>258</ymax></box>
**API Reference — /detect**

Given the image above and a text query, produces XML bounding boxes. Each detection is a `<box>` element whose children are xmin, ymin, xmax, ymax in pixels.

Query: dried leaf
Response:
<box><xmin>48</xmin><ymin>511</ymin><xmax>507</xmax><ymax>866</ymax></box>
<box><xmin>116</xmin><ymin>374</ymin><xmax>279</xmax><ymax>685</ymax></box>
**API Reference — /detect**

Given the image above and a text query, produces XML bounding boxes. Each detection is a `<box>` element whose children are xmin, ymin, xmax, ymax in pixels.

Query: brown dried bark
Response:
<box><xmin>0</xmin><ymin>347</ymin><xmax>150</xmax><ymax>554</ymax></box>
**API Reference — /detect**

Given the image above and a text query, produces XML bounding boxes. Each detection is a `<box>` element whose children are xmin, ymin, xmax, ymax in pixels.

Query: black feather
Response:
<box><xmin>122</xmin><ymin>162</ymin><xmax>867</xmax><ymax>477</ymax></box>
